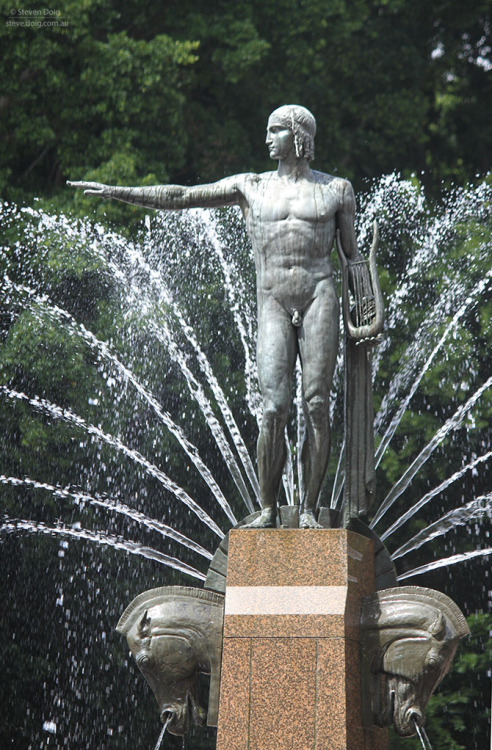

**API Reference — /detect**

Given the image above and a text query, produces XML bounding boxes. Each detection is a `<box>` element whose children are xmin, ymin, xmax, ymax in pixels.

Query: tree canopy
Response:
<box><xmin>1</xmin><ymin>0</ymin><xmax>490</xmax><ymax>205</ymax></box>
<box><xmin>0</xmin><ymin>2</ymin><xmax>491</xmax><ymax>748</ymax></box>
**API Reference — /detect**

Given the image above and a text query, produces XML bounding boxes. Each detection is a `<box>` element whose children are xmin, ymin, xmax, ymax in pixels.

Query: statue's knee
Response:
<box><xmin>304</xmin><ymin>394</ymin><xmax>328</xmax><ymax>424</ymax></box>
<box><xmin>262</xmin><ymin>400</ymin><xmax>289</xmax><ymax>428</ymax></box>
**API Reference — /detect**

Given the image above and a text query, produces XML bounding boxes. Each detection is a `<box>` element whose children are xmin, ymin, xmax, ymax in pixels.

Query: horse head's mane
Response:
<box><xmin>116</xmin><ymin>586</ymin><xmax>224</xmax><ymax>635</ymax></box>
<box><xmin>374</xmin><ymin>586</ymin><xmax>469</xmax><ymax>636</ymax></box>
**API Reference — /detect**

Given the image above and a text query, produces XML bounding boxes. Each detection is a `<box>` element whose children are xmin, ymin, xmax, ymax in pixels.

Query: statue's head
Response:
<box><xmin>268</xmin><ymin>104</ymin><xmax>316</xmax><ymax>161</ymax></box>
<box><xmin>361</xmin><ymin>586</ymin><xmax>469</xmax><ymax>737</ymax></box>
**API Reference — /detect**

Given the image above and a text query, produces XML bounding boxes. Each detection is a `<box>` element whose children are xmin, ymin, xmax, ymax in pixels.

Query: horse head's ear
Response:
<box><xmin>138</xmin><ymin>609</ymin><xmax>152</xmax><ymax>638</ymax></box>
<box><xmin>429</xmin><ymin>612</ymin><xmax>446</xmax><ymax>639</ymax></box>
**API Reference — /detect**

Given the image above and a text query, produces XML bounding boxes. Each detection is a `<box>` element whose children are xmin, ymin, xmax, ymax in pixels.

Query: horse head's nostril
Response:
<box><xmin>410</xmin><ymin>709</ymin><xmax>424</xmax><ymax>730</ymax></box>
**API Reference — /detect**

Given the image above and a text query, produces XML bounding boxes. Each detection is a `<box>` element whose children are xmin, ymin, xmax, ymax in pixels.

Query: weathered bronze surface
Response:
<box><xmin>116</xmin><ymin>586</ymin><xmax>224</xmax><ymax>735</ymax></box>
<box><xmin>360</xmin><ymin>586</ymin><xmax>470</xmax><ymax>736</ymax></box>
<box><xmin>69</xmin><ymin>104</ymin><xmax>381</xmax><ymax>528</ymax></box>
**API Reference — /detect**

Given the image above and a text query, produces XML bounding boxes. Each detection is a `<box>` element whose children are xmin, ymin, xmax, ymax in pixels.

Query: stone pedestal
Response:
<box><xmin>216</xmin><ymin>529</ymin><xmax>388</xmax><ymax>750</ymax></box>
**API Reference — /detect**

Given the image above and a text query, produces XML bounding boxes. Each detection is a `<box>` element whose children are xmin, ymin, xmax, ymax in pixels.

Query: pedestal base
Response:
<box><xmin>216</xmin><ymin>529</ymin><xmax>388</xmax><ymax>750</ymax></box>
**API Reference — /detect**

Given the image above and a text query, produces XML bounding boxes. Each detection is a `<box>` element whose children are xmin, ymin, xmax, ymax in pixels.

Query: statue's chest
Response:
<box><xmin>253</xmin><ymin>181</ymin><xmax>338</xmax><ymax>224</ymax></box>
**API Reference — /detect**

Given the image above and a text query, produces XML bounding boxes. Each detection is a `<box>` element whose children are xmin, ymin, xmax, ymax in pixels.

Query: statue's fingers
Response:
<box><xmin>67</xmin><ymin>180</ymin><xmax>92</xmax><ymax>188</ymax></box>
<box><xmin>68</xmin><ymin>180</ymin><xmax>105</xmax><ymax>190</ymax></box>
<box><xmin>84</xmin><ymin>189</ymin><xmax>106</xmax><ymax>196</ymax></box>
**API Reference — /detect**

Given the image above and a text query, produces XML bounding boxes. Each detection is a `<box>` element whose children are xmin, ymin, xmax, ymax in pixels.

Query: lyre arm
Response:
<box><xmin>336</xmin><ymin>221</ymin><xmax>384</xmax><ymax>341</ymax></box>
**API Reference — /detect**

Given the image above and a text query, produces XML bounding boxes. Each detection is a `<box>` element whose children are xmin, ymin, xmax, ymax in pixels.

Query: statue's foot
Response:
<box><xmin>242</xmin><ymin>508</ymin><xmax>276</xmax><ymax>529</ymax></box>
<box><xmin>299</xmin><ymin>511</ymin><xmax>323</xmax><ymax>529</ymax></box>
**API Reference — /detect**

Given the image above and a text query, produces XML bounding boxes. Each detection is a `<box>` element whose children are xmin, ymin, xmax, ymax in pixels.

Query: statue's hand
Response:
<box><xmin>67</xmin><ymin>180</ymin><xmax>111</xmax><ymax>198</ymax></box>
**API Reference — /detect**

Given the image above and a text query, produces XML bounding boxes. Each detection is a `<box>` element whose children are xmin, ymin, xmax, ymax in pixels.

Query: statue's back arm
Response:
<box><xmin>309</xmin><ymin>170</ymin><xmax>359</xmax><ymax>261</ymax></box>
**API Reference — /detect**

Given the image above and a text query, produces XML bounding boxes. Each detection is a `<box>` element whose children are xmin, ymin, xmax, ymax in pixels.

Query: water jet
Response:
<box><xmin>0</xmin><ymin>168</ymin><xmax>490</xmax><ymax>746</ymax></box>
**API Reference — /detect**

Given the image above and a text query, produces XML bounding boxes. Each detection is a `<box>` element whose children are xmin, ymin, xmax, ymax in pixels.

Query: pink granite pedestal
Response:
<box><xmin>216</xmin><ymin>529</ymin><xmax>388</xmax><ymax>750</ymax></box>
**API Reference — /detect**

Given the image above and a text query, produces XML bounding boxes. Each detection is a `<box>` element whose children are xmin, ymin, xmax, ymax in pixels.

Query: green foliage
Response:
<box><xmin>142</xmin><ymin>0</ymin><xmax>491</xmax><ymax>190</ymax></box>
<box><xmin>1</xmin><ymin>0</ymin><xmax>490</xmax><ymax>211</ymax></box>
<box><xmin>0</xmin><ymin>1</ymin><xmax>490</xmax><ymax>743</ymax></box>
<box><xmin>0</xmin><ymin>0</ymin><xmax>198</xmax><ymax>207</ymax></box>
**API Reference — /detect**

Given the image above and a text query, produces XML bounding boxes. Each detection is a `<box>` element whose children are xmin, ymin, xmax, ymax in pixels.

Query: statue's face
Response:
<box><xmin>266</xmin><ymin>117</ymin><xmax>295</xmax><ymax>160</ymax></box>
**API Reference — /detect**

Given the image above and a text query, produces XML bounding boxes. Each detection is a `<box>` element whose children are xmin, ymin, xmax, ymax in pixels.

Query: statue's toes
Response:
<box><xmin>299</xmin><ymin>512</ymin><xmax>323</xmax><ymax>529</ymax></box>
<box><xmin>242</xmin><ymin>509</ymin><xmax>275</xmax><ymax>528</ymax></box>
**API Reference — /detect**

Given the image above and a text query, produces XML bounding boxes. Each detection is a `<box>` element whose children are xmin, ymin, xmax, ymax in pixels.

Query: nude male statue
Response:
<box><xmin>69</xmin><ymin>104</ymin><xmax>369</xmax><ymax>529</ymax></box>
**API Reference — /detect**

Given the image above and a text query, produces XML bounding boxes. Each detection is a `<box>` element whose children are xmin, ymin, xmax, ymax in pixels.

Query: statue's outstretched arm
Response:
<box><xmin>67</xmin><ymin>176</ymin><xmax>244</xmax><ymax>211</ymax></box>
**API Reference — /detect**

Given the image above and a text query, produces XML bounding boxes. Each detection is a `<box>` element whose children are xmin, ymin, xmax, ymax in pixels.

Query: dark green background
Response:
<box><xmin>1</xmin><ymin>1</ymin><xmax>491</xmax><ymax>748</ymax></box>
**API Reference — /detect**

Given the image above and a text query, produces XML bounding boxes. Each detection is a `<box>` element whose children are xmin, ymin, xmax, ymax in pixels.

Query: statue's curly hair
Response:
<box><xmin>269</xmin><ymin>104</ymin><xmax>317</xmax><ymax>161</ymax></box>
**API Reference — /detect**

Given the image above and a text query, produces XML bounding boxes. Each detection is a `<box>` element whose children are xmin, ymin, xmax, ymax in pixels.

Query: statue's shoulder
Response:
<box><xmin>312</xmin><ymin>169</ymin><xmax>335</xmax><ymax>185</ymax></box>
<box><xmin>313</xmin><ymin>172</ymin><xmax>355</xmax><ymax>208</ymax></box>
<box><xmin>312</xmin><ymin>170</ymin><xmax>351</xmax><ymax>189</ymax></box>
<box><xmin>236</xmin><ymin>172</ymin><xmax>275</xmax><ymax>195</ymax></box>
<box><xmin>245</xmin><ymin>171</ymin><xmax>275</xmax><ymax>183</ymax></box>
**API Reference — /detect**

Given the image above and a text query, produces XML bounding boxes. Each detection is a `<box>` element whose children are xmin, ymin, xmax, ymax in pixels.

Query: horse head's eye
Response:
<box><xmin>137</xmin><ymin>651</ymin><xmax>151</xmax><ymax>668</ymax></box>
<box><xmin>426</xmin><ymin>654</ymin><xmax>439</xmax><ymax>669</ymax></box>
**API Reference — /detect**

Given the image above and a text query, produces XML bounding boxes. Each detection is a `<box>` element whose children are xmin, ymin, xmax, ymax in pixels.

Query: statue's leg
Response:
<box><xmin>298</xmin><ymin>281</ymin><xmax>339</xmax><ymax>528</ymax></box>
<box><xmin>251</xmin><ymin>296</ymin><xmax>297</xmax><ymax>527</ymax></box>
